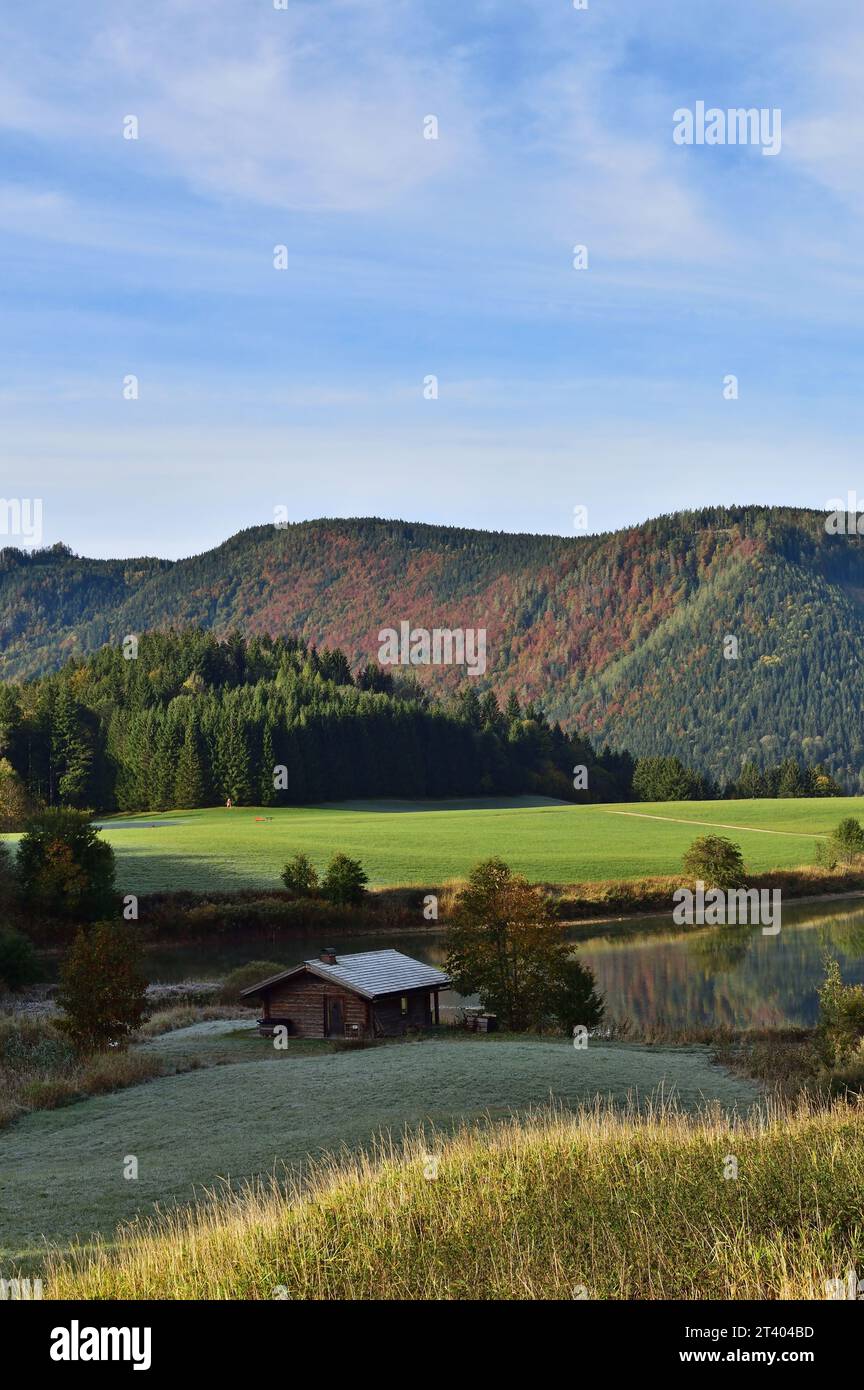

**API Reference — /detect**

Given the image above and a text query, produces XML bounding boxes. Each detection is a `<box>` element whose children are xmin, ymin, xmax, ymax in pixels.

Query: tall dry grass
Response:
<box><xmin>136</xmin><ymin>1005</ymin><xmax>249</xmax><ymax>1038</ymax></box>
<box><xmin>0</xmin><ymin>1014</ymin><xmax>176</xmax><ymax>1128</ymax></box>
<box><xmin>554</xmin><ymin>863</ymin><xmax>864</xmax><ymax>920</ymax></box>
<box><xmin>43</xmin><ymin>1096</ymin><xmax>864</xmax><ymax>1300</ymax></box>
<box><xmin>387</xmin><ymin>864</ymin><xmax>864</xmax><ymax>925</ymax></box>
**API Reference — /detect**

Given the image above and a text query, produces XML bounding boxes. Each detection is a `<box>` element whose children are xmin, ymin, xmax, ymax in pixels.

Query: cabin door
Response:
<box><xmin>325</xmin><ymin>996</ymin><xmax>344</xmax><ymax>1037</ymax></box>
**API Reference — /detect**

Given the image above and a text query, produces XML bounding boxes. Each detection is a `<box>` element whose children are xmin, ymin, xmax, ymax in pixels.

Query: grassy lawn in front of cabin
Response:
<box><xmin>0</xmin><ymin>1030</ymin><xmax>760</xmax><ymax>1268</ymax></box>
<box><xmin>46</xmin><ymin>1099</ymin><xmax>863</xmax><ymax>1302</ymax></box>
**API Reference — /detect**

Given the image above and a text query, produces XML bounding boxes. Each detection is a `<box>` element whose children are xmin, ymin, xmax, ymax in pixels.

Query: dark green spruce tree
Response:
<box><xmin>174</xmin><ymin>716</ymin><xmax>207</xmax><ymax>808</ymax></box>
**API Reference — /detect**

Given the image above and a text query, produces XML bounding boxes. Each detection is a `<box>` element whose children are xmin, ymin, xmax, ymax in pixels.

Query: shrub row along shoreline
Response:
<box><xmin>14</xmin><ymin>864</ymin><xmax>864</xmax><ymax>948</ymax></box>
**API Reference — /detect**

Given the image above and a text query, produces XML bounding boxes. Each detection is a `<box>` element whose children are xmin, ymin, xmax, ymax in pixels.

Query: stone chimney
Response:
<box><xmin>320</xmin><ymin>947</ymin><xmax>337</xmax><ymax>965</ymax></box>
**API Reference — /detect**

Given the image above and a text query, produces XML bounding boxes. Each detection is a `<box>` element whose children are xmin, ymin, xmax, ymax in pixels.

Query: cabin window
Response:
<box><xmin>400</xmin><ymin>995</ymin><xmax>408</xmax><ymax>1016</ymax></box>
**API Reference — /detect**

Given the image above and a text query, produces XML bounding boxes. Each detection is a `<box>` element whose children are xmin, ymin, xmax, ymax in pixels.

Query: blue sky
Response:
<box><xmin>2</xmin><ymin>0</ymin><xmax>863</xmax><ymax>558</ymax></box>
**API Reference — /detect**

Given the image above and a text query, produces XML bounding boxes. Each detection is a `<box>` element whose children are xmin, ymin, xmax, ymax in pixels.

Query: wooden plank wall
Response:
<box><xmin>260</xmin><ymin>972</ymin><xmax>436</xmax><ymax>1038</ymax></box>
<box><xmin>262</xmin><ymin>973</ymin><xmax>367</xmax><ymax>1037</ymax></box>
<box><xmin>372</xmin><ymin>990</ymin><xmax>433</xmax><ymax>1036</ymax></box>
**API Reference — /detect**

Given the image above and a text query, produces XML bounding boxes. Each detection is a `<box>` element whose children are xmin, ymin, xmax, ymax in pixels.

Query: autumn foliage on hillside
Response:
<box><xmin>3</xmin><ymin>506</ymin><xmax>864</xmax><ymax>787</ymax></box>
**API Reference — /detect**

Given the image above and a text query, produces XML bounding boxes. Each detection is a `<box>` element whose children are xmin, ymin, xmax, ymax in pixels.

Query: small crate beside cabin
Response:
<box><xmin>241</xmin><ymin>948</ymin><xmax>451</xmax><ymax>1040</ymax></box>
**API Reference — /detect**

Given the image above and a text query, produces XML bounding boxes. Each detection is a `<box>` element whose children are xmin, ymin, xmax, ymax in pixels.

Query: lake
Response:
<box><xmin>112</xmin><ymin>894</ymin><xmax>864</xmax><ymax>1030</ymax></box>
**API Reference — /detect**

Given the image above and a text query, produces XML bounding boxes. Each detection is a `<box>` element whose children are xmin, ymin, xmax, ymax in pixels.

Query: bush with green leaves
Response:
<box><xmin>218</xmin><ymin>960</ymin><xmax>286</xmax><ymax>1005</ymax></box>
<box><xmin>56</xmin><ymin>921</ymin><xmax>147</xmax><ymax>1052</ymax></box>
<box><xmin>818</xmin><ymin>817</ymin><xmax>864</xmax><ymax>870</ymax></box>
<box><xmin>280</xmin><ymin>852</ymin><xmax>319</xmax><ymax>898</ymax></box>
<box><xmin>0</xmin><ymin>928</ymin><xmax>40</xmax><ymax>992</ymax></box>
<box><xmin>814</xmin><ymin>840</ymin><xmax>837</xmax><ymax>869</ymax></box>
<box><xmin>681</xmin><ymin>835</ymin><xmax>745</xmax><ymax>890</ymax></box>
<box><xmin>321</xmin><ymin>853</ymin><xmax>368</xmax><ymax>906</ymax></box>
<box><xmin>545</xmin><ymin>955</ymin><xmax>605</xmax><ymax>1037</ymax></box>
<box><xmin>16</xmin><ymin>808</ymin><xmax>116</xmax><ymax>920</ymax></box>
<box><xmin>816</xmin><ymin>955</ymin><xmax>864</xmax><ymax>1067</ymax></box>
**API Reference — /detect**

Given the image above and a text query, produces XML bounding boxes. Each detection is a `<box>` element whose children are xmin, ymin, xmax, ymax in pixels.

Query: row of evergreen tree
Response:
<box><xmin>0</xmin><ymin>629</ymin><xmax>850</xmax><ymax>817</ymax></box>
<box><xmin>631</xmin><ymin>754</ymin><xmax>843</xmax><ymax>802</ymax></box>
<box><xmin>0</xmin><ymin>630</ymin><xmax>635</xmax><ymax>812</ymax></box>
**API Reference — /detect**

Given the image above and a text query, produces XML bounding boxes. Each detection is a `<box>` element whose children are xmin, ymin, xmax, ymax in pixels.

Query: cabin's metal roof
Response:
<box><xmin>309</xmin><ymin>949</ymin><xmax>450</xmax><ymax>999</ymax></box>
<box><xmin>241</xmin><ymin>949</ymin><xmax>450</xmax><ymax>1001</ymax></box>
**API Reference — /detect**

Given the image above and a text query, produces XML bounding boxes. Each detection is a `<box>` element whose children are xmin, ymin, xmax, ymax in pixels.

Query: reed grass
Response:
<box><xmin>0</xmin><ymin>1014</ymin><xmax>186</xmax><ymax>1128</ymax></box>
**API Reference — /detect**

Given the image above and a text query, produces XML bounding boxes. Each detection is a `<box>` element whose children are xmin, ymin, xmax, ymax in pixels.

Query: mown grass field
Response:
<box><xmin>4</xmin><ymin>794</ymin><xmax>859</xmax><ymax>893</ymax></box>
<box><xmin>43</xmin><ymin>1097</ymin><xmax>864</xmax><ymax>1301</ymax></box>
<box><xmin>0</xmin><ymin>1029</ymin><xmax>758</xmax><ymax>1267</ymax></box>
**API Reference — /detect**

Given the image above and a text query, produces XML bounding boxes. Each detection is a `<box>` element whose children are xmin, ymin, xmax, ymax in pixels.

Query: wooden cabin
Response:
<box><xmin>241</xmin><ymin>948</ymin><xmax>451</xmax><ymax>1039</ymax></box>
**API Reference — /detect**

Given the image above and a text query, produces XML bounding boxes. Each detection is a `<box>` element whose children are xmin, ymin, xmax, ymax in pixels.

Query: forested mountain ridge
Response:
<box><xmin>3</xmin><ymin>506</ymin><xmax>864</xmax><ymax>788</ymax></box>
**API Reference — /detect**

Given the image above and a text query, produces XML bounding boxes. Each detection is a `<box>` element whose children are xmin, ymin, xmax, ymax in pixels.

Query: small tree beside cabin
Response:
<box><xmin>445</xmin><ymin>858</ymin><xmax>603</xmax><ymax>1034</ymax></box>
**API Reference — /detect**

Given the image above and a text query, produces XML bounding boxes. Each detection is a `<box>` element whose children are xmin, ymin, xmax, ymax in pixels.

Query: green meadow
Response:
<box><xmin>0</xmin><ymin>1027</ymin><xmax>758</xmax><ymax>1267</ymax></box>
<box><xmin>3</xmin><ymin>794</ymin><xmax>858</xmax><ymax>893</ymax></box>
<box><xmin>45</xmin><ymin>1097</ymin><xmax>864</xmax><ymax>1302</ymax></box>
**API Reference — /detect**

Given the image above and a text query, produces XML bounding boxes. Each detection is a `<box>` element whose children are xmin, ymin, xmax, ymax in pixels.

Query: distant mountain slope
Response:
<box><xmin>3</xmin><ymin>506</ymin><xmax>864</xmax><ymax>786</ymax></box>
<box><xmin>0</xmin><ymin>547</ymin><xmax>172</xmax><ymax>677</ymax></box>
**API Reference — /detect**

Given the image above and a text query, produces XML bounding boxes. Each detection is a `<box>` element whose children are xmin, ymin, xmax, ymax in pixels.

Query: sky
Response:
<box><xmin>1</xmin><ymin>0</ymin><xmax>863</xmax><ymax>558</ymax></box>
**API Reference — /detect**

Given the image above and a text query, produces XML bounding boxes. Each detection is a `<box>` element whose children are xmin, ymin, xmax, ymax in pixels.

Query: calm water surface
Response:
<box><xmin>104</xmin><ymin>895</ymin><xmax>864</xmax><ymax>1030</ymax></box>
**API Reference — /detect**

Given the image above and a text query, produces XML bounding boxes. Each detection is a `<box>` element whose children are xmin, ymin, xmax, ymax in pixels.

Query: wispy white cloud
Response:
<box><xmin>783</xmin><ymin>28</ymin><xmax>864</xmax><ymax>213</ymax></box>
<box><xmin>1</xmin><ymin>0</ymin><xmax>863</xmax><ymax>553</ymax></box>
